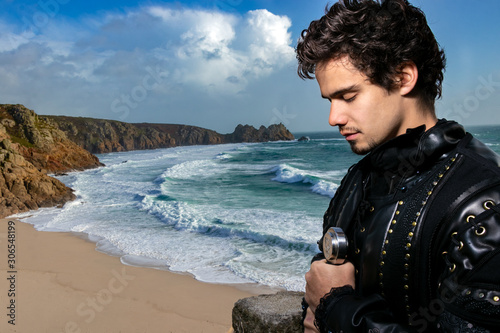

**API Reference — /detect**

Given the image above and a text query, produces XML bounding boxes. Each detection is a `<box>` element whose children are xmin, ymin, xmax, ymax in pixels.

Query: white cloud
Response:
<box><xmin>143</xmin><ymin>7</ymin><xmax>295</xmax><ymax>93</ymax></box>
<box><xmin>245</xmin><ymin>9</ymin><xmax>295</xmax><ymax>72</ymax></box>
<box><xmin>0</xmin><ymin>5</ymin><xmax>297</xmax><ymax>131</ymax></box>
<box><xmin>1</xmin><ymin>6</ymin><xmax>296</xmax><ymax>88</ymax></box>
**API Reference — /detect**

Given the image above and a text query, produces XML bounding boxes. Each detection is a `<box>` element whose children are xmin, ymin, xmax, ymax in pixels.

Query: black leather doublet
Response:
<box><xmin>319</xmin><ymin>120</ymin><xmax>500</xmax><ymax>332</ymax></box>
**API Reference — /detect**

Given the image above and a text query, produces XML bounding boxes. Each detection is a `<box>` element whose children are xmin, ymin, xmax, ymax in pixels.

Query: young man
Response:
<box><xmin>296</xmin><ymin>0</ymin><xmax>500</xmax><ymax>332</ymax></box>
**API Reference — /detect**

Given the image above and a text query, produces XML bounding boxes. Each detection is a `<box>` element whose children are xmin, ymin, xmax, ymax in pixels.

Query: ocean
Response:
<box><xmin>12</xmin><ymin>126</ymin><xmax>500</xmax><ymax>292</ymax></box>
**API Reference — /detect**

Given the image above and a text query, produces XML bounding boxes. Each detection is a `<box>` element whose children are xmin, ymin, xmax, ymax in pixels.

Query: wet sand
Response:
<box><xmin>0</xmin><ymin>219</ymin><xmax>271</xmax><ymax>333</ymax></box>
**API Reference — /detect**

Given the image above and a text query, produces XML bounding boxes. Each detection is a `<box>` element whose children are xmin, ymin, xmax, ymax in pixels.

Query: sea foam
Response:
<box><xmin>271</xmin><ymin>164</ymin><xmax>338</xmax><ymax>197</ymax></box>
<box><xmin>11</xmin><ymin>139</ymin><xmax>352</xmax><ymax>291</ymax></box>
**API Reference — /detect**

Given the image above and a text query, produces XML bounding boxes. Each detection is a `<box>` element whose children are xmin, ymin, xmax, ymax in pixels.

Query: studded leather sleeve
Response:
<box><xmin>313</xmin><ymin>286</ymin><xmax>418</xmax><ymax>333</ymax></box>
<box><xmin>437</xmin><ymin>189</ymin><xmax>500</xmax><ymax>331</ymax></box>
<box><xmin>311</xmin><ymin>197</ymin><xmax>500</xmax><ymax>333</ymax></box>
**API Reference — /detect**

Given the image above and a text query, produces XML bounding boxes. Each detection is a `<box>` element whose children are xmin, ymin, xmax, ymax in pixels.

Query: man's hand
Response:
<box><xmin>304</xmin><ymin>259</ymin><xmax>355</xmax><ymax>312</ymax></box>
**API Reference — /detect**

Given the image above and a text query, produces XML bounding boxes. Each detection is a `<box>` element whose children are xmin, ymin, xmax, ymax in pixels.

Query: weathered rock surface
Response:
<box><xmin>298</xmin><ymin>136</ymin><xmax>310</xmax><ymax>142</ymax></box>
<box><xmin>45</xmin><ymin>116</ymin><xmax>295</xmax><ymax>154</ymax></box>
<box><xmin>225</xmin><ymin>124</ymin><xmax>295</xmax><ymax>144</ymax></box>
<box><xmin>0</xmin><ymin>104</ymin><xmax>103</xmax><ymax>218</ymax></box>
<box><xmin>232</xmin><ymin>291</ymin><xmax>304</xmax><ymax>333</ymax></box>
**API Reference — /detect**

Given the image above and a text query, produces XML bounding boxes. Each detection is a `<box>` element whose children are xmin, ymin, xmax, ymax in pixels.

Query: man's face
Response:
<box><xmin>316</xmin><ymin>57</ymin><xmax>408</xmax><ymax>155</ymax></box>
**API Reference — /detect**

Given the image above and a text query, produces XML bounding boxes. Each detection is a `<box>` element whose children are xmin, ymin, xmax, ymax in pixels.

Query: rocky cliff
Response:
<box><xmin>45</xmin><ymin>116</ymin><xmax>295</xmax><ymax>154</ymax></box>
<box><xmin>0</xmin><ymin>104</ymin><xmax>294</xmax><ymax>218</ymax></box>
<box><xmin>0</xmin><ymin>104</ymin><xmax>103</xmax><ymax>218</ymax></box>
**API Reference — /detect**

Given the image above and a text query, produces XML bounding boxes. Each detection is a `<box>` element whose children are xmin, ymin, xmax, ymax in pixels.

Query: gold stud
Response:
<box><xmin>392</xmin><ymin>220</ymin><xmax>397</xmax><ymax>225</ymax></box>
<box><xmin>395</xmin><ymin>211</ymin><xmax>400</xmax><ymax>215</ymax></box>
<box><xmin>406</xmin><ymin>243</ymin><xmax>412</xmax><ymax>248</ymax></box>
<box><xmin>404</xmin><ymin>285</ymin><xmax>409</xmax><ymax>290</ymax></box>
<box><xmin>412</xmin><ymin>222</ymin><xmax>417</xmax><ymax>226</ymax></box>
<box><xmin>399</xmin><ymin>201</ymin><xmax>404</xmax><ymax>205</ymax></box>
<box><xmin>494</xmin><ymin>296</ymin><xmax>500</xmax><ymax>302</ymax></box>
<box><xmin>416</xmin><ymin>212</ymin><xmax>421</xmax><ymax>217</ymax></box>
<box><xmin>408</xmin><ymin>232</ymin><xmax>414</xmax><ymax>237</ymax></box>
<box><xmin>381</xmin><ymin>261</ymin><xmax>385</xmax><ymax>266</ymax></box>
<box><xmin>382</xmin><ymin>250</ymin><xmax>387</xmax><ymax>255</ymax></box>
<box><xmin>428</xmin><ymin>191</ymin><xmax>433</xmax><ymax>196</ymax></box>
<box><xmin>389</xmin><ymin>229</ymin><xmax>393</xmax><ymax>234</ymax></box>
<box><xmin>439</xmin><ymin>174</ymin><xmax>443</xmax><ymax>178</ymax></box>
<box><xmin>406</xmin><ymin>254</ymin><xmax>411</xmax><ymax>259</ymax></box>
<box><xmin>385</xmin><ymin>240</ymin><xmax>389</xmax><ymax>244</ymax></box>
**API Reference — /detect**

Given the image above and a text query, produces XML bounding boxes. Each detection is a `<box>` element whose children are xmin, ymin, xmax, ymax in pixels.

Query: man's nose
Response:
<box><xmin>328</xmin><ymin>102</ymin><xmax>347</xmax><ymax>127</ymax></box>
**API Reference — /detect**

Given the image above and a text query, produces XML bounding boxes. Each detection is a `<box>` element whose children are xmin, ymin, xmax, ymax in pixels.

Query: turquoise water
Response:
<box><xmin>12</xmin><ymin>126</ymin><xmax>500</xmax><ymax>291</ymax></box>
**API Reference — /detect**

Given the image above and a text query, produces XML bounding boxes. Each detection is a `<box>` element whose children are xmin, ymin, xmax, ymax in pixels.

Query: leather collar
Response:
<box><xmin>365</xmin><ymin>119</ymin><xmax>466</xmax><ymax>175</ymax></box>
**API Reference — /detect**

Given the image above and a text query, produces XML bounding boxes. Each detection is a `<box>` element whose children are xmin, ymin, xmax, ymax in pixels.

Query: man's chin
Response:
<box><xmin>348</xmin><ymin>141</ymin><xmax>375</xmax><ymax>155</ymax></box>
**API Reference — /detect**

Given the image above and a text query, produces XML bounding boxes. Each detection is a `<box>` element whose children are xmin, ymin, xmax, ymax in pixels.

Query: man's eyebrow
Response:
<box><xmin>321</xmin><ymin>84</ymin><xmax>359</xmax><ymax>100</ymax></box>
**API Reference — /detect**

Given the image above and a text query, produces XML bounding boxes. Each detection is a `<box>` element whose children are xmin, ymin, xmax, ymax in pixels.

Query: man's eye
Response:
<box><xmin>343</xmin><ymin>94</ymin><xmax>356</xmax><ymax>102</ymax></box>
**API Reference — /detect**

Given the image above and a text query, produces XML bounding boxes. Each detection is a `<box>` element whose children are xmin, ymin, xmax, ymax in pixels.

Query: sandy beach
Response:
<box><xmin>0</xmin><ymin>218</ymin><xmax>271</xmax><ymax>333</ymax></box>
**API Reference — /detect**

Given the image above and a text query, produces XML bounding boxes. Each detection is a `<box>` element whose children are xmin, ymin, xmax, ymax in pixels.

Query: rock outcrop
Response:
<box><xmin>45</xmin><ymin>116</ymin><xmax>295</xmax><ymax>154</ymax></box>
<box><xmin>225</xmin><ymin>124</ymin><xmax>294</xmax><ymax>144</ymax></box>
<box><xmin>0</xmin><ymin>103</ymin><xmax>294</xmax><ymax>218</ymax></box>
<box><xmin>232</xmin><ymin>291</ymin><xmax>304</xmax><ymax>332</ymax></box>
<box><xmin>0</xmin><ymin>104</ymin><xmax>103</xmax><ymax>218</ymax></box>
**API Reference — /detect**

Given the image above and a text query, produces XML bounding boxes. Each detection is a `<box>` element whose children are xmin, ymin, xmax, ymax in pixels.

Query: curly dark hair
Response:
<box><xmin>296</xmin><ymin>0</ymin><xmax>446</xmax><ymax>110</ymax></box>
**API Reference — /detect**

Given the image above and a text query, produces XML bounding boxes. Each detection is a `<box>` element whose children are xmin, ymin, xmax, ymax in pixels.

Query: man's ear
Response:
<box><xmin>396</xmin><ymin>61</ymin><xmax>418</xmax><ymax>96</ymax></box>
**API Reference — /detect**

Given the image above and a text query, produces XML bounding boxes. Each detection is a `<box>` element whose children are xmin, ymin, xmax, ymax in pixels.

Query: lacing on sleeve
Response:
<box><xmin>438</xmin><ymin>311</ymin><xmax>491</xmax><ymax>332</ymax></box>
<box><xmin>314</xmin><ymin>285</ymin><xmax>355</xmax><ymax>333</ymax></box>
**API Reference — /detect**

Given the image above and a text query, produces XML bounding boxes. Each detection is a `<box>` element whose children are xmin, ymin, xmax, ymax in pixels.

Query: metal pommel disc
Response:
<box><xmin>323</xmin><ymin>227</ymin><xmax>349</xmax><ymax>265</ymax></box>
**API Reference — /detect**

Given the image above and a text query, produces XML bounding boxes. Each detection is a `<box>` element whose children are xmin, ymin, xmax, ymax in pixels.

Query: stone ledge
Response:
<box><xmin>232</xmin><ymin>291</ymin><xmax>304</xmax><ymax>332</ymax></box>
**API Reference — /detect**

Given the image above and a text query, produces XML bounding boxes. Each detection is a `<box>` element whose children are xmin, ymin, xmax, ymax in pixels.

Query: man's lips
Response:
<box><xmin>341</xmin><ymin>132</ymin><xmax>359</xmax><ymax>141</ymax></box>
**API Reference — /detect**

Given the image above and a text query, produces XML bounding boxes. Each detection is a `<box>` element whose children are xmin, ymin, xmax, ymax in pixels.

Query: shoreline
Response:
<box><xmin>0</xmin><ymin>218</ymin><xmax>274</xmax><ymax>333</ymax></box>
<box><xmin>24</xmin><ymin>217</ymin><xmax>280</xmax><ymax>296</ymax></box>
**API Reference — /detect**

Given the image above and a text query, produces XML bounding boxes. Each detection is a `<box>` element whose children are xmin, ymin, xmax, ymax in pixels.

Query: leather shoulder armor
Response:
<box><xmin>435</xmin><ymin>138</ymin><xmax>500</xmax><ymax>330</ymax></box>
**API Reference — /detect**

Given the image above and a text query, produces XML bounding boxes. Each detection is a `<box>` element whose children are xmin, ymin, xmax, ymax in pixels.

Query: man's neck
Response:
<box><xmin>398</xmin><ymin>99</ymin><xmax>438</xmax><ymax>136</ymax></box>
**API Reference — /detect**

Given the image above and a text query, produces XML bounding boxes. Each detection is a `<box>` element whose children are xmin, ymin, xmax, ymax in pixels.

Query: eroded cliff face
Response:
<box><xmin>45</xmin><ymin>116</ymin><xmax>295</xmax><ymax>154</ymax></box>
<box><xmin>0</xmin><ymin>104</ymin><xmax>103</xmax><ymax>218</ymax></box>
<box><xmin>0</xmin><ymin>104</ymin><xmax>295</xmax><ymax>218</ymax></box>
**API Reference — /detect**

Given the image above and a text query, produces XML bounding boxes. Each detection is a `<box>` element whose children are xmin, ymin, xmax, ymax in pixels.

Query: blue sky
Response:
<box><xmin>0</xmin><ymin>0</ymin><xmax>499</xmax><ymax>133</ymax></box>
